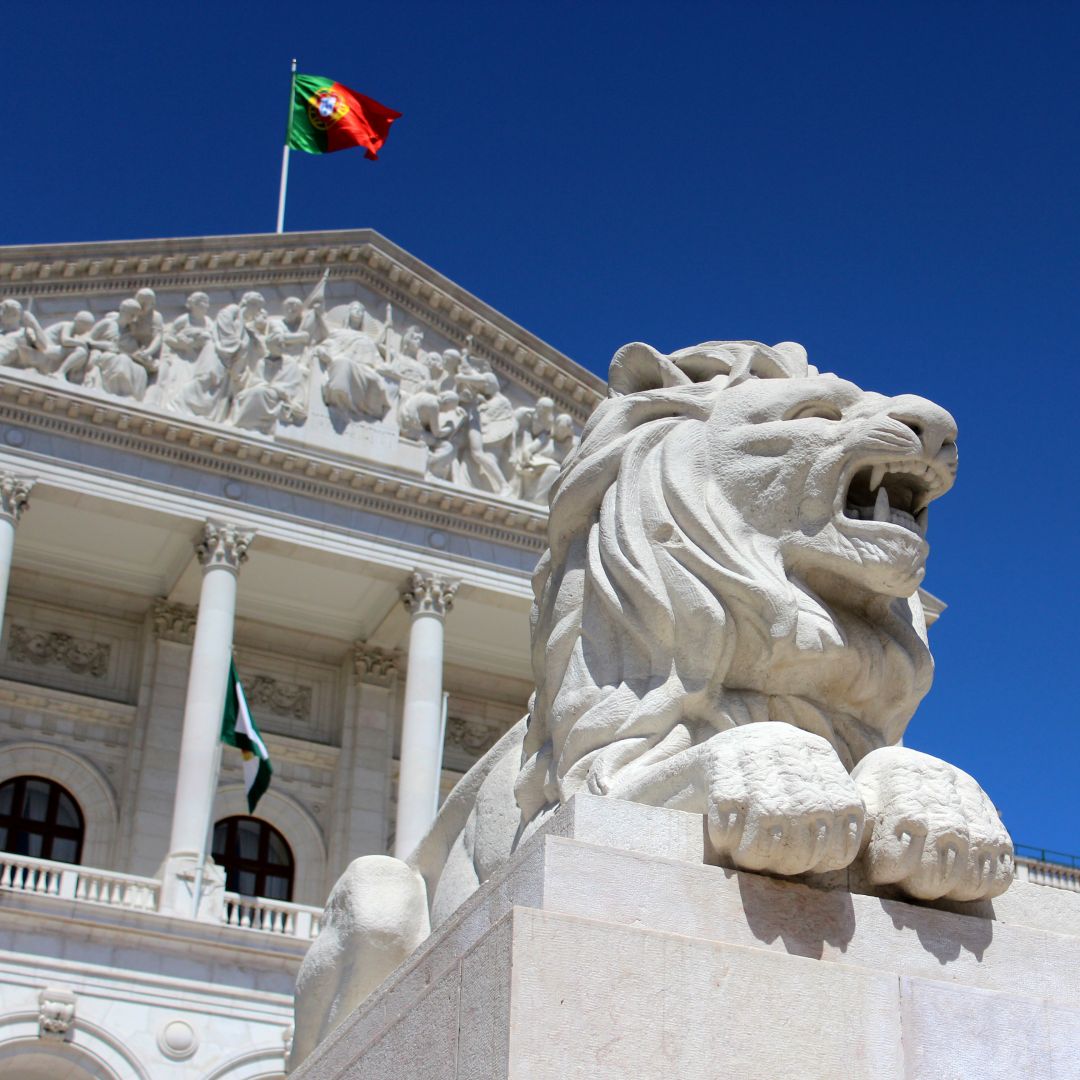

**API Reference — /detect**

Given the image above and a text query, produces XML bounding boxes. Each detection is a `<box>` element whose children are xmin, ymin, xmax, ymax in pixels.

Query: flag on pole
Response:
<box><xmin>286</xmin><ymin>74</ymin><xmax>401</xmax><ymax>160</ymax></box>
<box><xmin>221</xmin><ymin>660</ymin><xmax>272</xmax><ymax>812</ymax></box>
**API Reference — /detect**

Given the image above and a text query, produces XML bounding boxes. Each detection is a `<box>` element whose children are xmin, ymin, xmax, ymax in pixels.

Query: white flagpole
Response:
<box><xmin>276</xmin><ymin>59</ymin><xmax>298</xmax><ymax>234</ymax></box>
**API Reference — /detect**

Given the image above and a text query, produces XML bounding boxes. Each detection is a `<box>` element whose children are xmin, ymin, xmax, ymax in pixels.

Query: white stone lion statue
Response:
<box><xmin>290</xmin><ymin>339</ymin><xmax>1013</xmax><ymax>1066</ymax></box>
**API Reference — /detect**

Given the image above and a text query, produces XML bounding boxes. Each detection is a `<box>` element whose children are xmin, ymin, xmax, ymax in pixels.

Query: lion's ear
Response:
<box><xmin>608</xmin><ymin>342</ymin><xmax>691</xmax><ymax>397</ymax></box>
<box><xmin>770</xmin><ymin>342</ymin><xmax>809</xmax><ymax>379</ymax></box>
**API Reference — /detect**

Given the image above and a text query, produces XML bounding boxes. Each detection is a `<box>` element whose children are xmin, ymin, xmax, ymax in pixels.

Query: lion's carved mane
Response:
<box><xmin>514</xmin><ymin>339</ymin><xmax>939</xmax><ymax>834</ymax></box>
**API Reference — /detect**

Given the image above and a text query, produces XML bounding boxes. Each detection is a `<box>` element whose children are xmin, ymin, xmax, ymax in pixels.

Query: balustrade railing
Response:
<box><xmin>222</xmin><ymin>892</ymin><xmax>322</xmax><ymax>939</ymax></box>
<box><xmin>0</xmin><ymin>851</ymin><xmax>160</xmax><ymax>910</ymax></box>
<box><xmin>0</xmin><ymin>850</ymin><xmax>322</xmax><ymax>938</ymax></box>
<box><xmin>1014</xmin><ymin>855</ymin><xmax>1080</xmax><ymax>893</ymax></box>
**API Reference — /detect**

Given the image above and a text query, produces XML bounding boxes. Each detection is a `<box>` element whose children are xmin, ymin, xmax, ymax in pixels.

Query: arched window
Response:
<box><xmin>0</xmin><ymin>776</ymin><xmax>84</xmax><ymax>864</ymax></box>
<box><xmin>212</xmin><ymin>815</ymin><xmax>294</xmax><ymax>901</ymax></box>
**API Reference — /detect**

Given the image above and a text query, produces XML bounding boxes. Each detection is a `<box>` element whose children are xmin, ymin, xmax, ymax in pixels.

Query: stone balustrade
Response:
<box><xmin>223</xmin><ymin>892</ymin><xmax>323</xmax><ymax>939</ymax></box>
<box><xmin>0</xmin><ymin>850</ymin><xmax>160</xmax><ymax>910</ymax></box>
<box><xmin>0</xmin><ymin>851</ymin><xmax>321</xmax><ymax>937</ymax></box>
<box><xmin>1014</xmin><ymin>854</ymin><xmax>1080</xmax><ymax>893</ymax></box>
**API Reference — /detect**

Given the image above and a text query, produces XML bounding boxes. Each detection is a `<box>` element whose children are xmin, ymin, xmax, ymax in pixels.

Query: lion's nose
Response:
<box><xmin>886</xmin><ymin>395</ymin><xmax>957</xmax><ymax>459</ymax></box>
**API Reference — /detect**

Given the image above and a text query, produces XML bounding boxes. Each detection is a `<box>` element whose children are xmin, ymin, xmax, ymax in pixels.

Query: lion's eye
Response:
<box><xmin>785</xmin><ymin>403</ymin><xmax>843</xmax><ymax>422</ymax></box>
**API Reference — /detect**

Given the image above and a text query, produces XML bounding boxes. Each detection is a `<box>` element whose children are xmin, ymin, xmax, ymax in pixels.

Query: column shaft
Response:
<box><xmin>165</xmin><ymin>522</ymin><xmax>253</xmax><ymax>862</ymax></box>
<box><xmin>394</xmin><ymin>573</ymin><xmax>458</xmax><ymax>860</ymax></box>
<box><xmin>167</xmin><ymin>565</ymin><xmax>238</xmax><ymax>856</ymax></box>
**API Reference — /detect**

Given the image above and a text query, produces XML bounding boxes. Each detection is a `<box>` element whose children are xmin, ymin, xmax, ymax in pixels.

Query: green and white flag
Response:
<box><xmin>221</xmin><ymin>659</ymin><xmax>272</xmax><ymax>812</ymax></box>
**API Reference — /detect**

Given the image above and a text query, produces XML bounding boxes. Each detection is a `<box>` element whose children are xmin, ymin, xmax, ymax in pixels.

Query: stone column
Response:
<box><xmin>0</xmin><ymin>473</ymin><xmax>34</xmax><ymax>634</ymax></box>
<box><xmin>160</xmin><ymin>521</ymin><xmax>253</xmax><ymax>917</ymax></box>
<box><xmin>394</xmin><ymin>572</ymin><xmax>458</xmax><ymax>860</ymax></box>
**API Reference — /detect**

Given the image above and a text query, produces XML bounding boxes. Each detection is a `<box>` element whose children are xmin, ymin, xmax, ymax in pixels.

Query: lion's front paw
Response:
<box><xmin>705</xmin><ymin>724</ymin><xmax>865</xmax><ymax>877</ymax></box>
<box><xmin>851</xmin><ymin>747</ymin><xmax>1013</xmax><ymax>902</ymax></box>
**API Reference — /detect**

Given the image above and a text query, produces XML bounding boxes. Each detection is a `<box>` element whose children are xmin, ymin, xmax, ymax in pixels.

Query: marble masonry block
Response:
<box><xmin>294</xmin><ymin>796</ymin><xmax>1080</xmax><ymax>1079</ymax></box>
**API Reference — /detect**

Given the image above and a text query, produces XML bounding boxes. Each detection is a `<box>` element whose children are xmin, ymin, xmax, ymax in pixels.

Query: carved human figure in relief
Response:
<box><xmin>386</xmin><ymin>322</ymin><xmax>434</xmax><ymax>408</ymax></box>
<box><xmin>0</xmin><ymin>300</ymin><xmax>63</xmax><ymax>374</ymax></box>
<box><xmin>512</xmin><ymin>396</ymin><xmax>557</xmax><ymax>501</ymax></box>
<box><xmin>229</xmin><ymin>294</ymin><xmax>320</xmax><ymax>433</ymax></box>
<box><xmin>130</xmin><ymin>288</ymin><xmax>164</xmax><ymax>370</ymax></box>
<box><xmin>291</xmin><ymin>337</ymin><xmax>1014</xmax><ymax>1068</ymax></box>
<box><xmin>318</xmin><ymin>301</ymin><xmax>392</xmax><ymax>420</ymax></box>
<box><xmin>84</xmin><ymin>299</ymin><xmax>157</xmax><ymax>400</ymax></box>
<box><xmin>158</xmin><ymin>292</ymin><xmax>230</xmax><ymax>421</ymax></box>
<box><xmin>50</xmin><ymin>311</ymin><xmax>97</xmax><ymax>383</ymax></box>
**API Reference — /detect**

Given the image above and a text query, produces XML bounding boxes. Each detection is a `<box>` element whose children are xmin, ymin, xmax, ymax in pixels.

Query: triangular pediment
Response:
<box><xmin>0</xmin><ymin>230</ymin><xmax>603</xmax><ymax>508</ymax></box>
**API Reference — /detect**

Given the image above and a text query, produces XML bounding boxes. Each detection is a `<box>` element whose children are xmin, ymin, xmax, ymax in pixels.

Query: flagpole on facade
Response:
<box><xmin>190</xmin><ymin>738</ymin><xmax>224</xmax><ymax>919</ymax></box>
<box><xmin>276</xmin><ymin>58</ymin><xmax>298</xmax><ymax>234</ymax></box>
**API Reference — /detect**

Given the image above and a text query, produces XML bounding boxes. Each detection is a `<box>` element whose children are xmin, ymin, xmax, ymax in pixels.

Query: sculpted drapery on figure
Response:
<box><xmin>0</xmin><ymin>285</ymin><xmax>579</xmax><ymax>505</ymax></box>
<box><xmin>85</xmin><ymin>299</ymin><xmax>156</xmax><ymax>400</ymax></box>
<box><xmin>158</xmin><ymin>292</ymin><xmax>229</xmax><ymax>421</ymax></box>
<box><xmin>318</xmin><ymin>301</ymin><xmax>392</xmax><ymax>421</ymax></box>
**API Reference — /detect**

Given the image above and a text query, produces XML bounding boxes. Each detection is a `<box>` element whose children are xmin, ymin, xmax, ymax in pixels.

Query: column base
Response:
<box><xmin>157</xmin><ymin>851</ymin><xmax>226</xmax><ymax>922</ymax></box>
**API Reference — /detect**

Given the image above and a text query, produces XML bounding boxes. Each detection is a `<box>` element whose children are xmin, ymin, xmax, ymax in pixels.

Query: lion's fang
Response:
<box><xmin>874</xmin><ymin>485</ymin><xmax>890</xmax><ymax>522</ymax></box>
<box><xmin>870</xmin><ymin>463</ymin><xmax>886</xmax><ymax>490</ymax></box>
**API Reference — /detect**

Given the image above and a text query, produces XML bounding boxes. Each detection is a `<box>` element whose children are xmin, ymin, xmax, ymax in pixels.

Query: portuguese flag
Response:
<box><xmin>221</xmin><ymin>659</ymin><xmax>272</xmax><ymax>812</ymax></box>
<box><xmin>287</xmin><ymin>74</ymin><xmax>401</xmax><ymax>160</ymax></box>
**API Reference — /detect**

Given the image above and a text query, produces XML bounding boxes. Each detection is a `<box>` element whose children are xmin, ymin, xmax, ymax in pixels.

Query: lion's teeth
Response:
<box><xmin>874</xmin><ymin>485</ymin><xmax>890</xmax><ymax>522</ymax></box>
<box><xmin>912</xmin><ymin>491</ymin><xmax>931</xmax><ymax>515</ymax></box>
<box><xmin>870</xmin><ymin>464</ymin><xmax>886</xmax><ymax>490</ymax></box>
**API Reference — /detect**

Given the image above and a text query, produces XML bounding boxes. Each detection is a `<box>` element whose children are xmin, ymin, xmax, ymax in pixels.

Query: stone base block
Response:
<box><xmin>294</xmin><ymin>795</ymin><xmax>1080</xmax><ymax>1079</ymax></box>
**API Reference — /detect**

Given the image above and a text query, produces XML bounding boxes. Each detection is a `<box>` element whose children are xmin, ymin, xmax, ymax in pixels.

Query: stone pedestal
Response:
<box><xmin>294</xmin><ymin>795</ymin><xmax>1080</xmax><ymax>1080</ymax></box>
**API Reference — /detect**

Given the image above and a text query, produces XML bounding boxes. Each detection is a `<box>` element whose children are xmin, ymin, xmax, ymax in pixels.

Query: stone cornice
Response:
<box><xmin>0</xmin><ymin>370</ymin><xmax>549</xmax><ymax>553</ymax></box>
<box><xmin>0</xmin><ymin>229</ymin><xmax>605</xmax><ymax>424</ymax></box>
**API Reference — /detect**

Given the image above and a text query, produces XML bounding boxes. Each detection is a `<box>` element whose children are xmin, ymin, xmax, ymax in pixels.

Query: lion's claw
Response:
<box><xmin>704</xmin><ymin>724</ymin><xmax>866</xmax><ymax>877</ymax></box>
<box><xmin>851</xmin><ymin>746</ymin><xmax>1013</xmax><ymax>902</ymax></box>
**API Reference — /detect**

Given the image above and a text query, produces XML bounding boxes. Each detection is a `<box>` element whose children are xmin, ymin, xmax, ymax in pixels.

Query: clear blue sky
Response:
<box><xmin>5</xmin><ymin>2</ymin><xmax>1077</xmax><ymax>856</ymax></box>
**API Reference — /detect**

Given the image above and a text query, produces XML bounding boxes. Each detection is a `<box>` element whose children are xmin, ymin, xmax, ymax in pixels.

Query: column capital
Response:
<box><xmin>152</xmin><ymin>599</ymin><xmax>198</xmax><ymax>644</ymax></box>
<box><xmin>195</xmin><ymin>521</ymin><xmax>254</xmax><ymax>574</ymax></box>
<box><xmin>0</xmin><ymin>472</ymin><xmax>34</xmax><ymax>525</ymax></box>
<box><xmin>401</xmin><ymin>571</ymin><xmax>459</xmax><ymax>619</ymax></box>
<box><xmin>353</xmin><ymin>641</ymin><xmax>401</xmax><ymax>687</ymax></box>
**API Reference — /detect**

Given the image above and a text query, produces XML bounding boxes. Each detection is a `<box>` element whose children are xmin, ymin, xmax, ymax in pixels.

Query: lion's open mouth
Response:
<box><xmin>842</xmin><ymin>460</ymin><xmax>945</xmax><ymax>538</ymax></box>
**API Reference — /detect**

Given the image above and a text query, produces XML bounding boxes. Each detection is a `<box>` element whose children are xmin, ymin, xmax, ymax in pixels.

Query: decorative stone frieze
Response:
<box><xmin>352</xmin><ymin>641</ymin><xmax>401</xmax><ymax>686</ymax></box>
<box><xmin>194</xmin><ymin>521</ymin><xmax>254</xmax><ymax>573</ymax></box>
<box><xmin>8</xmin><ymin>626</ymin><xmax>109</xmax><ymax>677</ymax></box>
<box><xmin>0</xmin><ymin>471</ymin><xmax>33</xmax><ymax>524</ymax></box>
<box><xmin>446</xmin><ymin>716</ymin><xmax>504</xmax><ymax>758</ymax></box>
<box><xmin>247</xmin><ymin>675</ymin><xmax>312</xmax><ymax>720</ymax></box>
<box><xmin>37</xmin><ymin>986</ymin><xmax>76</xmax><ymax>1040</ymax></box>
<box><xmin>401</xmin><ymin>571</ymin><xmax>458</xmax><ymax>619</ymax></box>
<box><xmin>0</xmin><ymin>229</ymin><xmax>599</xmax><ymax>505</ymax></box>
<box><xmin>151</xmin><ymin>599</ymin><xmax>198</xmax><ymax>644</ymax></box>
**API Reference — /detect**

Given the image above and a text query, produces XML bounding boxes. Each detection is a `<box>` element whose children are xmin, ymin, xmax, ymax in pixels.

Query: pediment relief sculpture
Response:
<box><xmin>0</xmin><ymin>278</ymin><xmax>581</xmax><ymax>506</ymax></box>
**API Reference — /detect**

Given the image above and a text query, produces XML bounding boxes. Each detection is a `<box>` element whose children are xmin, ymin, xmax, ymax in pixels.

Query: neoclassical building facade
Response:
<box><xmin>0</xmin><ymin>229</ymin><xmax>604</xmax><ymax>1078</ymax></box>
<box><xmin>0</xmin><ymin>230</ymin><xmax>1074</xmax><ymax>1078</ymax></box>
